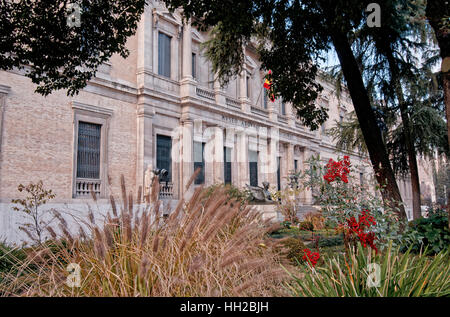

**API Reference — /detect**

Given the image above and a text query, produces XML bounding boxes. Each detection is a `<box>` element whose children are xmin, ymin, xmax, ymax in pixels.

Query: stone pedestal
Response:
<box><xmin>250</xmin><ymin>202</ymin><xmax>279</xmax><ymax>222</ymax></box>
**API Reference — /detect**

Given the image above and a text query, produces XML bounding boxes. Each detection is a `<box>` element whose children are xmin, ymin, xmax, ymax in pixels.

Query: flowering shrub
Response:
<box><xmin>302</xmin><ymin>248</ymin><xmax>320</xmax><ymax>267</ymax></box>
<box><xmin>323</xmin><ymin>156</ymin><xmax>350</xmax><ymax>184</ymax></box>
<box><xmin>291</xmin><ymin>154</ymin><xmax>406</xmax><ymax>251</ymax></box>
<box><xmin>343</xmin><ymin>209</ymin><xmax>378</xmax><ymax>253</ymax></box>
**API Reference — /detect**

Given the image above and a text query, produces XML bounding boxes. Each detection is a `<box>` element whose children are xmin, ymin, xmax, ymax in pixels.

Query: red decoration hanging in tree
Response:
<box><xmin>263</xmin><ymin>70</ymin><xmax>275</xmax><ymax>102</ymax></box>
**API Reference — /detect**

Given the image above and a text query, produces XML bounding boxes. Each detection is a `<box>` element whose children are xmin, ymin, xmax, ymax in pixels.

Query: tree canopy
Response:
<box><xmin>0</xmin><ymin>0</ymin><xmax>146</xmax><ymax>96</ymax></box>
<box><xmin>164</xmin><ymin>0</ymin><xmax>409</xmax><ymax>218</ymax></box>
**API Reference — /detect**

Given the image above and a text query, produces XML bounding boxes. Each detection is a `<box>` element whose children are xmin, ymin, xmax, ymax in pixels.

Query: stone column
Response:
<box><xmin>279</xmin><ymin>143</ymin><xmax>287</xmax><ymax>189</ymax></box>
<box><xmin>181</xmin><ymin>119</ymin><xmax>194</xmax><ymax>198</ymax></box>
<box><xmin>180</xmin><ymin>21</ymin><xmax>196</xmax><ymax>99</ymax></box>
<box><xmin>287</xmin><ymin>103</ymin><xmax>295</xmax><ymax>127</ymax></box>
<box><xmin>267</xmin><ymin>128</ymin><xmax>279</xmax><ymax>189</ymax></box>
<box><xmin>182</xmin><ymin>21</ymin><xmax>192</xmax><ymax>80</ymax></box>
<box><xmin>236</xmin><ymin>128</ymin><xmax>249</xmax><ymax>188</ymax></box>
<box><xmin>287</xmin><ymin>143</ymin><xmax>295</xmax><ymax>175</ymax></box>
<box><xmin>213</xmin><ymin>127</ymin><xmax>224</xmax><ymax>183</ymax></box>
<box><xmin>268</xmin><ymin>97</ymin><xmax>278</xmax><ymax>122</ymax></box>
<box><xmin>172</xmin><ymin>26</ymin><xmax>181</xmax><ymax>80</ymax></box>
<box><xmin>302</xmin><ymin>147</ymin><xmax>315</xmax><ymax>205</ymax></box>
<box><xmin>152</xmin><ymin>9</ymin><xmax>159</xmax><ymax>76</ymax></box>
<box><xmin>239</xmin><ymin>69</ymin><xmax>250</xmax><ymax>113</ymax></box>
<box><xmin>137</xmin><ymin>4</ymin><xmax>153</xmax><ymax>88</ymax></box>
<box><xmin>136</xmin><ymin>103</ymin><xmax>155</xmax><ymax>201</ymax></box>
<box><xmin>258</xmin><ymin>127</ymin><xmax>268</xmax><ymax>183</ymax></box>
<box><xmin>214</xmin><ymin>74</ymin><xmax>226</xmax><ymax>106</ymax></box>
<box><xmin>224</xmin><ymin>127</ymin><xmax>236</xmax><ymax>184</ymax></box>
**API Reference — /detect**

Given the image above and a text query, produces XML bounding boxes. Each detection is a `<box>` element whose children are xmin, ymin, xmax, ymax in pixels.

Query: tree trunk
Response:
<box><xmin>398</xmin><ymin>102</ymin><xmax>422</xmax><ymax>220</ymax></box>
<box><xmin>426</xmin><ymin>0</ymin><xmax>450</xmax><ymax>229</ymax></box>
<box><xmin>330</xmin><ymin>30</ymin><xmax>407</xmax><ymax>220</ymax></box>
<box><xmin>400</xmin><ymin>105</ymin><xmax>422</xmax><ymax>220</ymax></box>
<box><xmin>384</xmin><ymin>47</ymin><xmax>422</xmax><ymax>220</ymax></box>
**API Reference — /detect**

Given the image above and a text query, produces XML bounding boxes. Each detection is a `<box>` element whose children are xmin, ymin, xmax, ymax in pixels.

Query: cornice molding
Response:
<box><xmin>71</xmin><ymin>101</ymin><xmax>114</xmax><ymax>117</ymax></box>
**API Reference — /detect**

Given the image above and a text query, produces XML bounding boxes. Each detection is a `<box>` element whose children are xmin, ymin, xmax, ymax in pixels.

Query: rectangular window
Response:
<box><xmin>156</xmin><ymin>135</ymin><xmax>172</xmax><ymax>182</ymax></box>
<box><xmin>281</xmin><ymin>102</ymin><xmax>286</xmax><ymax>115</ymax></box>
<box><xmin>224</xmin><ymin>147</ymin><xmax>232</xmax><ymax>185</ymax></box>
<box><xmin>249</xmin><ymin>150</ymin><xmax>258</xmax><ymax>187</ymax></box>
<box><xmin>192</xmin><ymin>52</ymin><xmax>196</xmax><ymax>79</ymax></box>
<box><xmin>294</xmin><ymin>159</ymin><xmax>298</xmax><ymax>172</ymax></box>
<box><xmin>194</xmin><ymin>141</ymin><xmax>205</xmax><ymax>184</ymax></box>
<box><xmin>360</xmin><ymin>172</ymin><xmax>364</xmax><ymax>186</ymax></box>
<box><xmin>158</xmin><ymin>32</ymin><xmax>171</xmax><ymax>78</ymax></box>
<box><xmin>77</xmin><ymin>122</ymin><xmax>101</xmax><ymax>179</ymax></box>
<box><xmin>72</xmin><ymin>103</ymin><xmax>112</xmax><ymax>198</ymax></box>
<box><xmin>246</xmin><ymin>76</ymin><xmax>250</xmax><ymax>98</ymax></box>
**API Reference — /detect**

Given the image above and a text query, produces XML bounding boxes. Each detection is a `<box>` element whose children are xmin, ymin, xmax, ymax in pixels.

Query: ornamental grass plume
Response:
<box><xmin>0</xmin><ymin>175</ymin><xmax>289</xmax><ymax>297</ymax></box>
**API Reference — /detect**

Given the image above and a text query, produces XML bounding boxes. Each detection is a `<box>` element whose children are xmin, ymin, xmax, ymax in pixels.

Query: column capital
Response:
<box><xmin>180</xmin><ymin>113</ymin><xmax>194</xmax><ymax>124</ymax></box>
<box><xmin>137</xmin><ymin>103</ymin><xmax>155</xmax><ymax>118</ymax></box>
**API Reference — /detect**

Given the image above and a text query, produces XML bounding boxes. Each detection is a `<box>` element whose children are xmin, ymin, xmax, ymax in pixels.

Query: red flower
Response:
<box><xmin>343</xmin><ymin>209</ymin><xmax>378</xmax><ymax>253</ymax></box>
<box><xmin>302</xmin><ymin>248</ymin><xmax>320</xmax><ymax>267</ymax></box>
<box><xmin>323</xmin><ymin>157</ymin><xmax>351</xmax><ymax>184</ymax></box>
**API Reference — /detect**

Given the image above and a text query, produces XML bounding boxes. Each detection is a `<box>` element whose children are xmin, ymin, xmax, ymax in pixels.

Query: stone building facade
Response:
<box><xmin>0</xmin><ymin>2</ymin><xmax>433</xmax><ymax>243</ymax></box>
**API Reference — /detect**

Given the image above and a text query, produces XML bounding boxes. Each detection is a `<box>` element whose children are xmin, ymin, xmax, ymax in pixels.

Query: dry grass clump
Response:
<box><xmin>303</xmin><ymin>211</ymin><xmax>325</xmax><ymax>230</ymax></box>
<box><xmin>1</xmin><ymin>174</ymin><xmax>290</xmax><ymax>297</ymax></box>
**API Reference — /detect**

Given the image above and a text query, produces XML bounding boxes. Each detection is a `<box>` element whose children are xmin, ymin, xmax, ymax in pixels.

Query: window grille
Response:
<box><xmin>156</xmin><ymin>135</ymin><xmax>172</xmax><ymax>182</ymax></box>
<box><xmin>76</xmin><ymin>121</ymin><xmax>101</xmax><ymax>179</ymax></box>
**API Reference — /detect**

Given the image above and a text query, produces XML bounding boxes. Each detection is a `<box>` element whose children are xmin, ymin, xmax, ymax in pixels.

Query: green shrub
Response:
<box><xmin>203</xmin><ymin>183</ymin><xmax>250</xmax><ymax>205</ymax></box>
<box><xmin>278</xmin><ymin>237</ymin><xmax>307</xmax><ymax>265</ymax></box>
<box><xmin>298</xmin><ymin>221</ymin><xmax>314</xmax><ymax>231</ymax></box>
<box><xmin>286</xmin><ymin>242</ymin><xmax>450</xmax><ymax>297</ymax></box>
<box><xmin>402</xmin><ymin>207</ymin><xmax>450</xmax><ymax>255</ymax></box>
<box><xmin>318</xmin><ymin>235</ymin><xmax>344</xmax><ymax>247</ymax></box>
<box><xmin>0</xmin><ymin>243</ymin><xmax>27</xmax><ymax>275</ymax></box>
<box><xmin>0</xmin><ymin>242</ymin><xmax>29</xmax><ymax>294</ymax></box>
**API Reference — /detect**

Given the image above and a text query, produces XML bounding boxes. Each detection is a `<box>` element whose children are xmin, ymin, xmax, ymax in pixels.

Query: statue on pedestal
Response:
<box><xmin>246</xmin><ymin>181</ymin><xmax>273</xmax><ymax>203</ymax></box>
<box><xmin>144</xmin><ymin>164</ymin><xmax>154</xmax><ymax>200</ymax></box>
